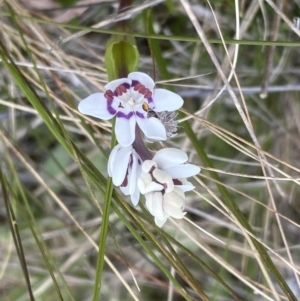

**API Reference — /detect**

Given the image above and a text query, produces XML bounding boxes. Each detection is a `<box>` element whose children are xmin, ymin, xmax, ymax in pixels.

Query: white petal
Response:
<box><xmin>165</xmin><ymin>190</ymin><xmax>185</xmax><ymax>207</ymax></box>
<box><xmin>153</xmin><ymin>168</ymin><xmax>171</xmax><ymax>182</ymax></box>
<box><xmin>152</xmin><ymin>169</ymin><xmax>174</xmax><ymax>193</ymax></box>
<box><xmin>176</xmin><ymin>183</ymin><xmax>195</xmax><ymax>192</ymax></box>
<box><xmin>115</xmin><ymin>113</ymin><xmax>136</xmax><ymax>147</ymax></box>
<box><xmin>154</xmin><ymin>214</ymin><xmax>169</xmax><ymax>228</ymax></box>
<box><xmin>145</xmin><ymin>192</ymin><xmax>154</xmax><ymax>215</ymax></box>
<box><xmin>173</xmin><ymin>186</ymin><xmax>185</xmax><ymax>198</ymax></box>
<box><xmin>111</xmin><ymin>146</ymin><xmax>132</xmax><ymax>186</ymax></box>
<box><xmin>128</xmin><ymin>152</ymin><xmax>141</xmax><ymax>195</ymax></box>
<box><xmin>130</xmin><ymin>186</ymin><xmax>140</xmax><ymax>206</ymax></box>
<box><xmin>142</xmin><ymin>160</ymin><xmax>157</xmax><ymax>173</ymax></box>
<box><xmin>120</xmin><ymin>185</ymin><xmax>130</xmax><ymax>195</ymax></box>
<box><xmin>153</xmin><ymin>148</ymin><xmax>188</xmax><ymax>169</ymax></box>
<box><xmin>107</xmin><ymin>144</ymin><xmax>122</xmax><ymax>176</ymax></box>
<box><xmin>164</xmin><ymin>164</ymin><xmax>200</xmax><ymax>179</ymax></box>
<box><xmin>163</xmin><ymin>190</ymin><xmax>186</xmax><ymax>219</ymax></box>
<box><xmin>105</xmin><ymin>78</ymin><xmax>131</xmax><ymax>92</ymax></box>
<box><xmin>142</xmin><ymin>181</ymin><xmax>164</xmax><ymax>194</ymax></box>
<box><xmin>175</xmin><ymin>179</ymin><xmax>195</xmax><ymax>192</ymax></box>
<box><xmin>128</xmin><ymin>72</ymin><xmax>155</xmax><ymax>91</ymax></box>
<box><xmin>152</xmin><ymin>89</ymin><xmax>183</xmax><ymax>112</ymax></box>
<box><xmin>137</xmin><ymin>172</ymin><xmax>152</xmax><ymax>193</ymax></box>
<box><xmin>137</xmin><ymin>117</ymin><xmax>166</xmax><ymax>141</ymax></box>
<box><xmin>164</xmin><ymin>204</ymin><xmax>186</xmax><ymax>219</ymax></box>
<box><xmin>78</xmin><ymin>93</ymin><xmax>117</xmax><ymax>120</ymax></box>
<box><xmin>151</xmin><ymin>192</ymin><xmax>165</xmax><ymax>221</ymax></box>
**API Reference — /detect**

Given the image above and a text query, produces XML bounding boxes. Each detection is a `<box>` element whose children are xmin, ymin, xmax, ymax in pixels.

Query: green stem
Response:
<box><xmin>92</xmin><ymin>119</ymin><xmax>116</xmax><ymax>301</ymax></box>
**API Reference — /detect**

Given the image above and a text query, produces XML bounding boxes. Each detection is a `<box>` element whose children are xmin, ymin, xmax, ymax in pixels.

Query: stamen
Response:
<box><xmin>142</xmin><ymin>102</ymin><xmax>149</xmax><ymax>111</ymax></box>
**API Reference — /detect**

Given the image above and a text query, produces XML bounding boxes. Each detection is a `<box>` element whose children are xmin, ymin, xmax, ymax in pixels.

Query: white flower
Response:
<box><xmin>138</xmin><ymin>148</ymin><xmax>200</xmax><ymax>193</ymax></box>
<box><xmin>137</xmin><ymin>148</ymin><xmax>200</xmax><ymax>227</ymax></box>
<box><xmin>145</xmin><ymin>187</ymin><xmax>186</xmax><ymax>227</ymax></box>
<box><xmin>108</xmin><ymin>144</ymin><xmax>142</xmax><ymax>206</ymax></box>
<box><xmin>78</xmin><ymin>72</ymin><xmax>183</xmax><ymax>147</ymax></box>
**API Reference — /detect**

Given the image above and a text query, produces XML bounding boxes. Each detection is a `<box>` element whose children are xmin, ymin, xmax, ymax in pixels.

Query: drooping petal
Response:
<box><xmin>163</xmin><ymin>189</ymin><xmax>186</xmax><ymax>219</ymax></box>
<box><xmin>137</xmin><ymin>117</ymin><xmax>166</xmax><ymax>141</ymax></box>
<box><xmin>145</xmin><ymin>192</ymin><xmax>154</xmax><ymax>215</ymax></box>
<box><xmin>153</xmin><ymin>148</ymin><xmax>188</xmax><ymax>169</ymax></box>
<box><xmin>137</xmin><ymin>171</ymin><xmax>152</xmax><ymax>193</ymax></box>
<box><xmin>164</xmin><ymin>203</ymin><xmax>186</xmax><ymax>219</ymax></box>
<box><xmin>152</xmin><ymin>89</ymin><xmax>183</xmax><ymax>112</ymax></box>
<box><xmin>105</xmin><ymin>78</ymin><xmax>131</xmax><ymax>92</ymax></box>
<box><xmin>151</xmin><ymin>191</ymin><xmax>165</xmax><ymax>221</ymax></box>
<box><xmin>120</xmin><ymin>185</ymin><xmax>130</xmax><ymax>195</ymax></box>
<box><xmin>141</xmin><ymin>181</ymin><xmax>164</xmax><ymax>194</ymax></box>
<box><xmin>78</xmin><ymin>93</ymin><xmax>118</xmax><ymax>120</ymax></box>
<box><xmin>111</xmin><ymin>146</ymin><xmax>132</xmax><ymax>186</ymax></box>
<box><xmin>142</xmin><ymin>160</ymin><xmax>157</xmax><ymax>173</ymax></box>
<box><xmin>128</xmin><ymin>152</ymin><xmax>141</xmax><ymax>195</ymax></box>
<box><xmin>107</xmin><ymin>144</ymin><xmax>122</xmax><ymax>176</ymax></box>
<box><xmin>154</xmin><ymin>214</ymin><xmax>168</xmax><ymax>228</ymax></box>
<box><xmin>128</xmin><ymin>72</ymin><xmax>155</xmax><ymax>91</ymax></box>
<box><xmin>173</xmin><ymin>186</ymin><xmax>185</xmax><ymax>198</ymax></box>
<box><xmin>176</xmin><ymin>179</ymin><xmax>195</xmax><ymax>192</ymax></box>
<box><xmin>152</xmin><ymin>168</ymin><xmax>174</xmax><ymax>193</ymax></box>
<box><xmin>164</xmin><ymin>164</ymin><xmax>200</xmax><ymax>179</ymax></box>
<box><xmin>130</xmin><ymin>186</ymin><xmax>140</xmax><ymax>206</ymax></box>
<box><xmin>115</xmin><ymin>112</ymin><xmax>136</xmax><ymax>147</ymax></box>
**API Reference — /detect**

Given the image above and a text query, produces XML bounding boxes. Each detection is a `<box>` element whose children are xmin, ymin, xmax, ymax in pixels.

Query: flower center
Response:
<box><xmin>127</xmin><ymin>97</ymin><xmax>135</xmax><ymax>107</ymax></box>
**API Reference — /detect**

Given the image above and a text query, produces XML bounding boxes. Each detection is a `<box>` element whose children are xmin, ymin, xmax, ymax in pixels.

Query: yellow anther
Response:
<box><xmin>142</xmin><ymin>102</ymin><xmax>149</xmax><ymax>111</ymax></box>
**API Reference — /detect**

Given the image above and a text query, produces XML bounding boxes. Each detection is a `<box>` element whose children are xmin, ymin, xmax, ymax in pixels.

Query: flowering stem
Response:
<box><xmin>132</xmin><ymin>125</ymin><xmax>152</xmax><ymax>161</ymax></box>
<box><xmin>117</xmin><ymin>0</ymin><xmax>132</xmax><ymax>30</ymax></box>
<box><xmin>92</xmin><ymin>119</ymin><xmax>116</xmax><ymax>301</ymax></box>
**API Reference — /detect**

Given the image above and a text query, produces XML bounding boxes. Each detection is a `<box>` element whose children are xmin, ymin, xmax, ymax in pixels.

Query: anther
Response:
<box><xmin>142</xmin><ymin>102</ymin><xmax>149</xmax><ymax>111</ymax></box>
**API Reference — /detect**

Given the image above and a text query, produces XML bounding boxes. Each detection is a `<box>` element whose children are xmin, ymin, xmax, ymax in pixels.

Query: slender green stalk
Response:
<box><xmin>0</xmin><ymin>169</ymin><xmax>36</xmax><ymax>301</ymax></box>
<box><xmin>92</xmin><ymin>120</ymin><xmax>116</xmax><ymax>301</ymax></box>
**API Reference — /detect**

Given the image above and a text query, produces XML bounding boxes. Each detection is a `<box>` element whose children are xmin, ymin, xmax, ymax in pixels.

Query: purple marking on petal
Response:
<box><xmin>136</xmin><ymin>111</ymin><xmax>145</xmax><ymax>119</ymax></box>
<box><xmin>120</xmin><ymin>175</ymin><xmax>128</xmax><ymax>187</ymax></box>
<box><xmin>113</xmin><ymin>82</ymin><xmax>130</xmax><ymax>96</ymax></box>
<box><xmin>131</xmin><ymin>80</ymin><xmax>139</xmax><ymax>87</ymax></box>
<box><xmin>129</xmin><ymin>154</ymin><xmax>133</xmax><ymax>168</ymax></box>
<box><xmin>117</xmin><ymin>111</ymin><xmax>134</xmax><ymax>119</ymax></box>
<box><xmin>173</xmin><ymin>179</ymin><xmax>182</xmax><ymax>185</ymax></box>
<box><xmin>104</xmin><ymin>90</ymin><xmax>114</xmax><ymax>100</ymax></box>
<box><xmin>107</xmin><ymin>99</ymin><xmax>117</xmax><ymax>115</ymax></box>
<box><xmin>147</xmin><ymin>97</ymin><xmax>154</xmax><ymax>104</ymax></box>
